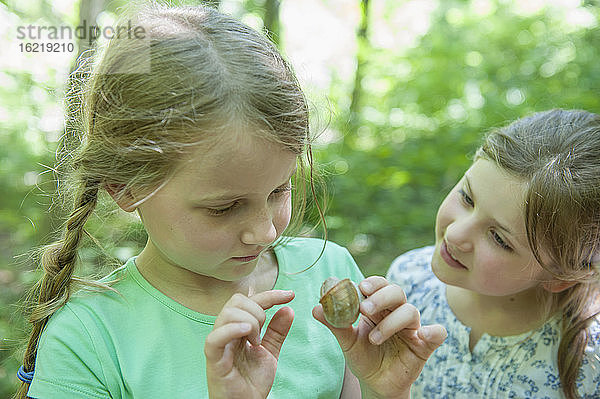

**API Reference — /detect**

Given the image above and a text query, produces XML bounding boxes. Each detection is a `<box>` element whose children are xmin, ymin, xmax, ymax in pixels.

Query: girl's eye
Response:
<box><xmin>458</xmin><ymin>189</ymin><xmax>474</xmax><ymax>207</ymax></box>
<box><xmin>491</xmin><ymin>230</ymin><xmax>512</xmax><ymax>250</ymax></box>
<box><xmin>271</xmin><ymin>184</ymin><xmax>292</xmax><ymax>198</ymax></box>
<box><xmin>206</xmin><ymin>184</ymin><xmax>291</xmax><ymax>216</ymax></box>
<box><xmin>207</xmin><ymin>201</ymin><xmax>240</xmax><ymax>216</ymax></box>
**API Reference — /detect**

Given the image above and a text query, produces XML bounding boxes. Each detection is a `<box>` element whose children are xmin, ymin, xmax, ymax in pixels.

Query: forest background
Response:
<box><xmin>1</xmin><ymin>0</ymin><xmax>599</xmax><ymax>396</ymax></box>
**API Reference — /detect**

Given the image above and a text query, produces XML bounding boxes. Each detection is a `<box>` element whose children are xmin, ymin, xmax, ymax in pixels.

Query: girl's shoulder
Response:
<box><xmin>276</xmin><ymin>236</ymin><xmax>348</xmax><ymax>255</ymax></box>
<box><xmin>49</xmin><ymin>259</ymin><xmax>146</xmax><ymax>321</ymax></box>
<box><xmin>576</xmin><ymin>315</ymin><xmax>600</xmax><ymax>395</ymax></box>
<box><xmin>386</xmin><ymin>246</ymin><xmax>436</xmax><ymax>283</ymax></box>
<box><xmin>588</xmin><ymin>313</ymin><xmax>600</xmax><ymax>336</ymax></box>
<box><xmin>275</xmin><ymin>237</ymin><xmax>357</xmax><ymax>268</ymax></box>
<box><xmin>584</xmin><ymin>314</ymin><xmax>600</xmax><ymax>363</ymax></box>
<box><xmin>274</xmin><ymin>236</ymin><xmax>364</xmax><ymax>282</ymax></box>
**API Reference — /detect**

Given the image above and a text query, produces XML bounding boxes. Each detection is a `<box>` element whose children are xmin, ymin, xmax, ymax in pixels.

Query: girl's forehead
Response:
<box><xmin>467</xmin><ymin>159</ymin><xmax>527</xmax><ymax>198</ymax></box>
<box><xmin>192</xmin><ymin>131</ymin><xmax>293</xmax><ymax>167</ymax></box>
<box><xmin>171</xmin><ymin>134</ymin><xmax>297</xmax><ymax>191</ymax></box>
<box><xmin>465</xmin><ymin>159</ymin><xmax>529</xmax><ymax>242</ymax></box>
<box><xmin>192</xmin><ymin>124</ymin><xmax>288</xmax><ymax>158</ymax></box>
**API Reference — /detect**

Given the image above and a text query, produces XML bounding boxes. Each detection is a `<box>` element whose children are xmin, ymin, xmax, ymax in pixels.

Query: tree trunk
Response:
<box><xmin>57</xmin><ymin>0</ymin><xmax>106</xmax><ymax>225</ymax></box>
<box><xmin>349</xmin><ymin>0</ymin><xmax>370</xmax><ymax>122</ymax></box>
<box><xmin>76</xmin><ymin>0</ymin><xmax>107</xmax><ymax>59</ymax></box>
<box><xmin>263</xmin><ymin>0</ymin><xmax>281</xmax><ymax>46</ymax></box>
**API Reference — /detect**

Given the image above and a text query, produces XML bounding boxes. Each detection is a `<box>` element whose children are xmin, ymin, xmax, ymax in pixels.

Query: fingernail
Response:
<box><xmin>360</xmin><ymin>281</ymin><xmax>372</xmax><ymax>293</ymax></box>
<box><xmin>370</xmin><ymin>330</ymin><xmax>382</xmax><ymax>345</ymax></box>
<box><xmin>361</xmin><ymin>300</ymin><xmax>374</xmax><ymax>314</ymax></box>
<box><xmin>420</xmin><ymin>326</ymin><xmax>431</xmax><ymax>340</ymax></box>
<box><xmin>239</xmin><ymin>323</ymin><xmax>251</xmax><ymax>333</ymax></box>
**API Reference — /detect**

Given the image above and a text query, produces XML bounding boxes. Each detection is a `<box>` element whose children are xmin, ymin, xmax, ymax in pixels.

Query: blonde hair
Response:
<box><xmin>477</xmin><ymin>109</ymin><xmax>600</xmax><ymax>399</ymax></box>
<box><xmin>16</xmin><ymin>4</ymin><xmax>318</xmax><ymax>397</ymax></box>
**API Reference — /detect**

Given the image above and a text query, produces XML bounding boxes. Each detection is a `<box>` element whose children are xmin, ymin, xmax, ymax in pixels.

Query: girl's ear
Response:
<box><xmin>542</xmin><ymin>280</ymin><xmax>577</xmax><ymax>293</ymax></box>
<box><xmin>105</xmin><ymin>184</ymin><xmax>137</xmax><ymax>212</ymax></box>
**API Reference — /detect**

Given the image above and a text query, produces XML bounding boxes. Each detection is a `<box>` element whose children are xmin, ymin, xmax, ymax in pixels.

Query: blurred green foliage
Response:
<box><xmin>1</xmin><ymin>0</ymin><xmax>599</xmax><ymax>396</ymax></box>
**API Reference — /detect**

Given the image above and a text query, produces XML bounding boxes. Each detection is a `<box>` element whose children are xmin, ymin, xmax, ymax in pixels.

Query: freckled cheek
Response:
<box><xmin>477</xmin><ymin>273</ymin><xmax>503</xmax><ymax>293</ymax></box>
<box><xmin>179</xmin><ymin>217</ymin><xmax>231</xmax><ymax>253</ymax></box>
<box><xmin>274</xmin><ymin>196</ymin><xmax>292</xmax><ymax>232</ymax></box>
<box><xmin>142</xmin><ymin>210</ymin><xmax>177</xmax><ymax>246</ymax></box>
<box><xmin>473</xmin><ymin>257</ymin><xmax>512</xmax><ymax>293</ymax></box>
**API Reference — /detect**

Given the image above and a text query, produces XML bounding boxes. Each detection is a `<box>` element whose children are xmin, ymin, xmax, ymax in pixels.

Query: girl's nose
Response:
<box><xmin>241</xmin><ymin>208</ymin><xmax>278</xmax><ymax>246</ymax></box>
<box><xmin>445</xmin><ymin>218</ymin><xmax>474</xmax><ymax>253</ymax></box>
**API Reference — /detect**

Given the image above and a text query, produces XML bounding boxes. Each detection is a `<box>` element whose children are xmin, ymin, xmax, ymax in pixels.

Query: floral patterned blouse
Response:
<box><xmin>386</xmin><ymin>246</ymin><xmax>600</xmax><ymax>398</ymax></box>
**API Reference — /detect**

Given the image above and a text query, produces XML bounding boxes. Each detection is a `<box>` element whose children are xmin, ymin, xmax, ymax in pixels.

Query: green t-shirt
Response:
<box><xmin>28</xmin><ymin>237</ymin><xmax>364</xmax><ymax>398</ymax></box>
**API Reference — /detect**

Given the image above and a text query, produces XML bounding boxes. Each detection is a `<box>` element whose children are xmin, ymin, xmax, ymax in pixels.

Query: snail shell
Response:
<box><xmin>319</xmin><ymin>277</ymin><xmax>362</xmax><ymax>328</ymax></box>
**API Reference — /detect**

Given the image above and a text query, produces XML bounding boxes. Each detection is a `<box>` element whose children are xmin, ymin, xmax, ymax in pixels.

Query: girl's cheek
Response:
<box><xmin>275</xmin><ymin>197</ymin><xmax>292</xmax><ymax>231</ymax></box>
<box><xmin>183</xmin><ymin>218</ymin><xmax>229</xmax><ymax>250</ymax></box>
<box><xmin>435</xmin><ymin>197</ymin><xmax>454</xmax><ymax>234</ymax></box>
<box><xmin>476</xmin><ymin>256</ymin><xmax>506</xmax><ymax>290</ymax></box>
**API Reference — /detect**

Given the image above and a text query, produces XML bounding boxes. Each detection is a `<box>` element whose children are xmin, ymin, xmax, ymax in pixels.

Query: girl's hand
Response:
<box><xmin>313</xmin><ymin>276</ymin><xmax>446</xmax><ymax>399</ymax></box>
<box><xmin>205</xmin><ymin>290</ymin><xmax>295</xmax><ymax>399</ymax></box>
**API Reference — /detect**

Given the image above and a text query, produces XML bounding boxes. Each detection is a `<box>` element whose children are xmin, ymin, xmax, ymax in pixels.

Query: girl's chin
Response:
<box><xmin>430</xmin><ymin>248</ymin><xmax>445</xmax><ymax>277</ymax></box>
<box><xmin>431</xmin><ymin>248</ymin><xmax>462</xmax><ymax>286</ymax></box>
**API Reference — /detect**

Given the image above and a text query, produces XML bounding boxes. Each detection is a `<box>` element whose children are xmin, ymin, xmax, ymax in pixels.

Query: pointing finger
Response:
<box><xmin>250</xmin><ymin>290</ymin><xmax>295</xmax><ymax>310</ymax></box>
<box><xmin>261</xmin><ymin>306</ymin><xmax>294</xmax><ymax>359</ymax></box>
<box><xmin>204</xmin><ymin>322</ymin><xmax>252</xmax><ymax>363</ymax></box>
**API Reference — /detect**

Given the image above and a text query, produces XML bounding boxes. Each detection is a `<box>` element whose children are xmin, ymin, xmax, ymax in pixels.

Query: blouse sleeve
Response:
<box><xmin>386</xmin><ymin>246</ymin><xmax>436</xmax><ymax>299</ymax></box>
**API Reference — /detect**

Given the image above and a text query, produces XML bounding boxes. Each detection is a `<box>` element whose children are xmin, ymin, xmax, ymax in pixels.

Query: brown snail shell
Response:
<box><xmin>319</xmin><ymin>277</ymin><xmax>362</xmax><ymax>328</ymax></box>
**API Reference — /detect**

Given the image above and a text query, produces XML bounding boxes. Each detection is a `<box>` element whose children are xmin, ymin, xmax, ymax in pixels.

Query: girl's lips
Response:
<box><xmin>231</xmin><ymin>254</ymin><xmax>259</xmax><ymax>263</ymax></box>
<box><xmin>440</xmin><ymin>241</ymin><xmax>468</xmax><ymax>270</ymax></box>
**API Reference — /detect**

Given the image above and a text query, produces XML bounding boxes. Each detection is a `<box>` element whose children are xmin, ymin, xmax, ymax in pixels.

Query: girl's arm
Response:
<box><xmin>339</xmin><ymin>364</ymin><xmax>360</xmax><ymax>399</ymax></box>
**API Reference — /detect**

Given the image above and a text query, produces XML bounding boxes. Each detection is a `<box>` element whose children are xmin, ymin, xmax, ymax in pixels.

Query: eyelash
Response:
<box><xmin>457</xmin><ymin>188</ymin><xmax>512</xmax><ymax>251</ymax></box>
<box><xmin>492</xmin><ymin>231</ymin><xmax>511</xmax><ymax>250</ymax></box>
<box><xmin>206</xmin><ymin>184</ymin><xmax>292</xmax><ymax>216</ymax></box>
<box><xmin>207</xmin><ymin>202</ymin><xmax>240</xmax><ymax>216</ymax></box>
<box><xmin>458</xmin><ymin>189</ymin><xmax>474</xmax><ymax>207</ymax></box>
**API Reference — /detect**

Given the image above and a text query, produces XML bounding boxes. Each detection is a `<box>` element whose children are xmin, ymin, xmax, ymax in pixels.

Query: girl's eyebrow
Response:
<box><xmin>464</xmin><ymin>174</ymin><xmax>527</xmax><ymax>249</ymax></box>
<box><xmin>197</xmin><ymin>166</ymin><xmax>297</xmax><ymax>202</ymax></box>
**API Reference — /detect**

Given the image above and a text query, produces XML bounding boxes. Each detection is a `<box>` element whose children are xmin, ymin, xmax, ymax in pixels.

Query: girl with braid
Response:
<box><xmin>16</xmin><ymin>4</ymin><xmax>446</xmax><ymax>399</ymax></box>
<box><xmin>387</xmin><ymin>109</ymin><xmax>600</xmax><ymax>398</ymax></box>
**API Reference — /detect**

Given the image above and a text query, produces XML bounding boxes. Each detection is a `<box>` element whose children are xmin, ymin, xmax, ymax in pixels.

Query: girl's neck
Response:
<box><xmin>134</xmin><ymin>246</ymin><xmax>279</xmax><ymax>316</ymax></box>
<box><xmin>445</xmin><ymin>285</ymin><xmax>551</xmax><ymax>350</ymax></box>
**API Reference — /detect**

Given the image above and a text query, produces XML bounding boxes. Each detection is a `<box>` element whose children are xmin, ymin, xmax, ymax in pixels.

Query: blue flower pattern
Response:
<box><xmin>386</xmin><ymin>246</ymin><xmax>600</xmax><ymax>398</ymax></box>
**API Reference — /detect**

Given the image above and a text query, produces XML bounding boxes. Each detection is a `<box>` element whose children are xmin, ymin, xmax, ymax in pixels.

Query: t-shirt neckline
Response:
<box><xmin>126</xmin><ymin>245</ymin><xmax>286</xmax><ymax>323</ymax></box>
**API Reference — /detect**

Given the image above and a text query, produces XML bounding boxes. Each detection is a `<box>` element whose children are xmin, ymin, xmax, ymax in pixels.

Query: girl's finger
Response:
<box><xmin>204</xmin><ymin>322</ymin><xmax>252</xmax><ymax>362</ymax></box>
<box><xmin>214</xmin><ymin>306</ymin><xmax>262</xmax><ymax>345</ymax></box>
<box><xmin>417</xmin><ymin>324</ymin><xmax>448</xmax><ymax>349</ymax></box>
<box><xmin>408</xmin><ymin>324</ymin><xmax>448</xmax><ymax>361</ymax></box>
<box><xmin>358</xmin><ymin>276</ymin><xmax>389</xmax><ymax>296</ymax></box>
<box><xmin>359</xmin><ymin>284</ymin><xmax>407</xmax><ymax>319</ymax></box>
<box><xmin>217</xmin><ymin>293</ymin><xmax>267</xmax><ymax>327</ymax></box>
<box><xmin>214</xmin><ymin>290</ymin><xmax>295</xmax><ymax>345</ymax></box>
<box><xmin>368</xmin><ymin>303</ymin><xmax>421</xmax><ymax>345</ymax></box>
<box><xmin>250</xmin><ymin>290</ymin><xmax>295</xmax><ymax>310</ymax></box>
<box><xmin>260</xmin><ymin>306</ymin><xmax>294</xmax><ymax>359</ymax></box>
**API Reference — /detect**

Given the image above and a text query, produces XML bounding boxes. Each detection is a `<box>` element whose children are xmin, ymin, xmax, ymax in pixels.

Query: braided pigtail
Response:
<box><xmin>15</xmin><ymin>180</ymin><xmax>99</xmax><ymax>399</ymax></box>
